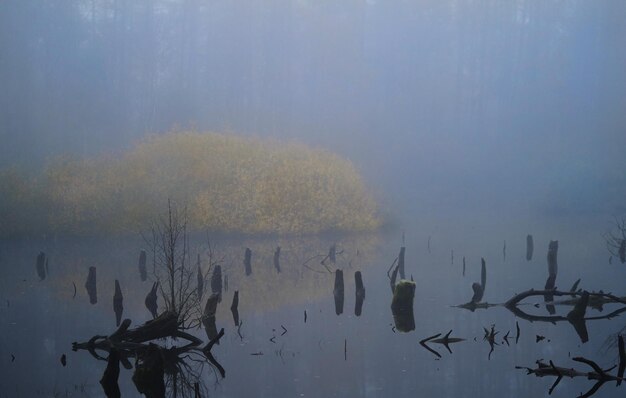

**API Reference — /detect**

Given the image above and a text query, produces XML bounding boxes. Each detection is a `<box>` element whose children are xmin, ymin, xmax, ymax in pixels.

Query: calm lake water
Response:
<box><xmin>0</xmin><ymin>214</ymin><xmax>624</xmax><ymax>397</ymax></box>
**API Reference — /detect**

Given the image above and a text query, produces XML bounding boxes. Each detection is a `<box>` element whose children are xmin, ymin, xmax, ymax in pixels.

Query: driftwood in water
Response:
<box><xmin>138</xmin><ymin>250</ymin><xmax>147</xmax><ymax>282</ymax></box>
<box><xmin>398</xmin><ymin>247</ymin><xmax>406</xmax><ymax>279</ymax></box>
<box><xmin>36</xmin><ymin>252</ymin><xmax>47</xmax><ymax>280</ymax></box>
<box><xmin>211</xmin><ymin>265</ymin><xmax>222</xmax><ymax>302</ymax></box>
<box><xmin>355</xmin><ymin>271</ymin><xmax>365</xmax><ymax>316</ymax></box>
<box><xmin>113</xmin><ymin>280</ymin><xmax>123</xmax><ymax>327</ymax></box>
<box><xmin>517</xmin><ymin>339</ymin><xmax>626</xmax><ymax>397</ymax></box>
<box><xmin>230</xmin><ymin>291</ymin><xmax>239</xmax><ymax>326</ymax></box>
<box><xmin>73</xmin><ymin>312</ymin><xmax>200</xmax><ymax>349</ymax></box>
<box><xmin>274</xmin><ymin>247</ymin><xmax>281</xmax><ymax>273</ymax></box>
<box><xmin>391</xmin><ymin>280</ymin><xmax>415</xmax><ymax>332</ymax></box>
<box><xmin>500</xmin><ymin>289</ymin><xmax>626</xmax><ymax>343</ymax></box>
<box><xmin>74</xmin><ymin>312</ymin><xmax>214</xmax><ymax>396</ymax></box>
<box><xmin>620</xmin><ymin>239</ymin><xmax>626</xmax><ymax>264</ymax></box>
<box><xmin>526</xmin><ymin>235</ymin><xmax>534</xmax><ymax>261</ymax></box>
<box><xmin>85</xmin><ymin>267</ymin><xmax>97</xmax><ymax>304</ymax></box>
<box><xmin>244</xmin><ymin>248</ymin><xmax>252</xmax><ymax>276</ymax></box>
<box><xmin>145</xmin><ymin>282</ymin><xmax>159</xmax><ymax>318</ymax></box>
<box><xmin>197</xmin><ymin>265</ymin><xmax>204</xmax><ymax>301</ymax></box>
<box><xmin>202</xmin><ymin>294</ymin><xmax>220</xmax><ymax>342</ymax></box>
<box><xmin>420</xmin><ymin>330</ymin><xmax>465</xmax><ymax>358</ymax></box>
<box><xmin>100</xmin><ymin>349</ymin><xmax>121</xmax><ymax>398</ymax></box>
<box><xmin>333</xmin><ymin>270</ymin><xmax>344</xmax><ymax>315</ymax></box>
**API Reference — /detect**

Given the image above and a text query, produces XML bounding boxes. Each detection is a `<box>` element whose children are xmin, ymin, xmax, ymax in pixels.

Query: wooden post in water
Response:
<box><xmin>113</xmin><ymin>280</ymin><xmax>123</xmax><ymax>327</ymax></box>
<box><xmin>274</xmin><ymin>247</ymin><xmax>281</xmax><ymax>273</ymax></box>
<box><xmin>36</xmin><ymin>252</ymin><xmax>46</xmax><ymax>280</ymax></box>
<box><xmin>526</xmin><ymin>235</ymin><xmax>534</xmax><ymax>261</ymax></box>
<box><xmin>547</xmin><ymin>241</ymin><xmax>558</xmax><ymax>277</ymax></box>
<box><xmin>244</xmin><ymin>248</ymin><xmax>252</xmax><ymax>276</ymax></box>
<box><xmin>333</xmin><ymin>270</ymin><xmax>344</xmax><ymax>315</ymax></box>
<box><xmin>211</xmin><ymin>265</ymin><xmax>222</xmax><ymax>302</ymax></box>
<box><xmin>355</xmin><ymin>271</ymin><xmax>365</xmax><ymax>316</ymax></box>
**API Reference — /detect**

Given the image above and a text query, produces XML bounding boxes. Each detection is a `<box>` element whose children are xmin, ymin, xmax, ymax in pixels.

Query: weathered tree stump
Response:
<box><xmin>391</xmin><ymin>280</ymin><xmax>415</xmax><ymax>332</ymax></box>
<box><xmin>471</xmin><ymin>258</ymin><xmax>487</xmax><ymax>304</ymax></box>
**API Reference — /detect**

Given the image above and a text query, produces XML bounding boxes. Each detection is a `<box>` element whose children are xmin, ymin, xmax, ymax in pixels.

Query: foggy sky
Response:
<box><xmin>1</xmin><ymin>0</ymin><xmax>625</xmax><ymax>219</ymax></box>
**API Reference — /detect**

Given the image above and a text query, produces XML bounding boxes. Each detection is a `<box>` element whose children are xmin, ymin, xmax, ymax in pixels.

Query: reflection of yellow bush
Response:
<box><xmin>0</xmin><ymin>132</ymin><xmax>380</xmax><ymax>236</ymax></box>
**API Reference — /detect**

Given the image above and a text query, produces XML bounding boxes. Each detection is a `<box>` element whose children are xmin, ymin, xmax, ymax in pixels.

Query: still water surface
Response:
<box><xmin>0</xmin><ymin>215</ymin><xmax>624</xmax><ymax>397</ymax></box>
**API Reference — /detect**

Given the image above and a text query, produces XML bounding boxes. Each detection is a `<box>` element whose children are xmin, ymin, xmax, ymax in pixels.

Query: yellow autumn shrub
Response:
<box><xmin>0</xmin><ymin>132</ymin><xmax>380</xmax><ymax>236</ymax></box>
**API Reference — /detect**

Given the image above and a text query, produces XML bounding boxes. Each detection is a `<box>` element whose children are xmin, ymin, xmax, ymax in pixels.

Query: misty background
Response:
<box><xmin>1</xmin><ymin>0</ymin><xmax>625</xmax><ymax>220</ymax></box>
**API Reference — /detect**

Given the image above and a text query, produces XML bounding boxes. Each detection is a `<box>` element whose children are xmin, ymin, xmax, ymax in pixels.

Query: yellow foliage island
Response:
<box><xmin>0</xmin><ymin>132</ymin><xmax>380</xmax><ymax>236</ymax></box>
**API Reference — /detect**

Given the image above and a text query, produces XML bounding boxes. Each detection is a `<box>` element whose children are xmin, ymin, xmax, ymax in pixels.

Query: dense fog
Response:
<box><xmin>1</xmin><ymin>0</ymin><xmax>625</xmax><ymax>218</ymax></box>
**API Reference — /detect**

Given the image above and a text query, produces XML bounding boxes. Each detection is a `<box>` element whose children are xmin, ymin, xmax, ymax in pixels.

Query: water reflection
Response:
<box><xmin>73</xmin><ymin>310</ymin><xmax>223</xmax><ymax>398</ymax></box>
<box><xmin>85</xmin><ymin>266</ymin><xmax>97</xmax><ymax>304</ymax></box>
<box><xmin>4</xmin><ymin>229</ymin><xmax>626</xmax><ymax>396</ymax></box>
